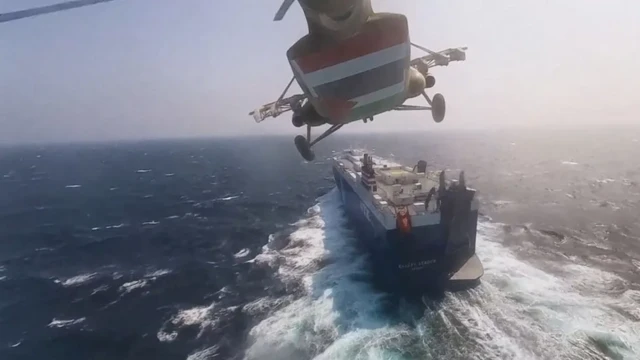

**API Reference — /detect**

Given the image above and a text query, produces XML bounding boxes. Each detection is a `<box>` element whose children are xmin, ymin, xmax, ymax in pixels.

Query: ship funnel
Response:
<box><xmin>416</xmin><ymin>160</ymin><xmax>427</xmax><ymax>173</ymax></box>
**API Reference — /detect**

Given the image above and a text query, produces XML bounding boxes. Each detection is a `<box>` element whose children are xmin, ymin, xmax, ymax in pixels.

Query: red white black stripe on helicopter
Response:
<box><xmin>289</xmin><ymin>21</ymin><xmax>410</xmax><ymax>117</ymax></box>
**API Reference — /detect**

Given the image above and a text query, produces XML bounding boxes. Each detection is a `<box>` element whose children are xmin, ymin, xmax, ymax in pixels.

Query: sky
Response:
<box><xmin>1</xmin><ymin>0</ymin><xmax>639</xmax><ymax>144</ymax></box>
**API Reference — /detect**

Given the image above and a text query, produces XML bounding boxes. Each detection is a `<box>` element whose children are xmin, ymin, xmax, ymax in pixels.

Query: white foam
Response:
<box><xmin>561</xmin><ymin>161</ymin><xmax>579</xmax><ymax>165</ymax></box>
<box><xmin>216</xmin><ymin>195</ymin><xmax>240</xmax><ymax>201</ymax></box>
<box><xmin>187</xmin><ymin>345</ymin><xmax>220</xmax><ymax>360</ymax></box>
<box><xmin>234</xmin><ymin>248</ymin><xmax>251</xmax><ymax>258</ymax></box>
<box><xmin>119</xmin><ymin>280</ymin><xmax>148</xmax><ymax>294</ymax></box>
<box><xmin>48</xmin><ymin>317</ymin><xmax>85</xmax><ymax>328</ymax></box>
<box><xmin>437</xmin><ymin>222</ymin><xmax>640</xmax><ymax>359</ymax></box>
<box><xmin>91</xmin><ymin>285</ymin><xmax>109</xmax><ymax>295</ymax></box>
<box><xmin>145</xmin><ymin>269</ymin><xmax>171</xmax><ymax>278</ymax></box>
<box><xmin>142</xmin><ymin>220</ymin><xmax>160</xmax><ymax>226</ymax></box>
<box><xmin>173</xmin><ymin>305</ymin><xmax>214</xmax><ymax>327</ymax></box>
<box><xmin>157</xmin><ymin>303</ymin><xmax>217</xmax><ymax>342</ymax></box>
<box><xmin>61</xmin><ymin>273</ymin><xmax>97</xmax><ymax>287</ymax></box>
<box><xmin>136</xmin><ymin>169</ymin><xmax>152</xmax><ymax>173</ymax></box>
<box><xmin>157</xmin><ymin>331</ymin><xmax>177</xmax><ymax>342</ymax></box>
<box><xmin>242</xmin><ymin>296</ymin><xmax>293</xmax><ymax>317</ymax></box>
<box><xmin>252</xmin><ymin>213</ymin><xmax>329</xmax><ymax>288</ymax></box>
<box><xmin>245</xmin><ymin>190</ymin><xmax>388</xmax><ymax>360</ymax></box>
<box><xmin>65</xmin><ymin>184</ymin><xmax>81</xmax><ymax>188</ymax></box>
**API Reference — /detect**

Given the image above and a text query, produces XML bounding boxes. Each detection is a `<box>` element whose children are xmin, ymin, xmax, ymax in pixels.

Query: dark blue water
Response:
<box><xmin>1</xmin><ymin>128</ymin><xmax>639</xmax><ymax>360</ymax></box>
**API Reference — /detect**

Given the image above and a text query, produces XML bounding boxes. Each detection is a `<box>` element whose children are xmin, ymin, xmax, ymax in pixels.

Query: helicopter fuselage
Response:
<box><xmin>287</xmin><ymin>11</ymin><xmax>427</xmax><ymax>127</ymax></box>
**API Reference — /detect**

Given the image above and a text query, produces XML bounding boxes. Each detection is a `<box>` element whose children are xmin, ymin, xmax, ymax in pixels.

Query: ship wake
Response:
<box><xmin>243</xmin><ymin>189</ymin><xmax>640</xmax><ymax>360</ymax></box>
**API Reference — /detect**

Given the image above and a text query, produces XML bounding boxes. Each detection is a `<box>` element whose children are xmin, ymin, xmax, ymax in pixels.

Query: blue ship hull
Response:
<box><xmin>333</xmin><ymin>166</ymin><xmax>479</xmax><ymax>294</ymax></box>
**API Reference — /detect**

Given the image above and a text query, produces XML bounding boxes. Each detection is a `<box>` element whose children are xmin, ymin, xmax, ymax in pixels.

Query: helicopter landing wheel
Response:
<box><xmin>294</xmin><ymin>135</ymin><xmax>315</xmax><ymax>161</ymax></box>
<box><xmin>431</xmin><ymin>93</ymin><xmax>446</xmax><ymax>123</ymax></box>
<box><xmin>431</xmin><ymin>93</ymin><xmax>447</xmax><ymax>123</ymax></box>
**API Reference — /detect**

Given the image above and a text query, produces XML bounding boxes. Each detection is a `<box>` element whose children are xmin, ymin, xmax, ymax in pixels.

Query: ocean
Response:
<box><xmin>0</xmin><ymin>126</ymin><xmax>639</xmax><ymax>360</ymax></box>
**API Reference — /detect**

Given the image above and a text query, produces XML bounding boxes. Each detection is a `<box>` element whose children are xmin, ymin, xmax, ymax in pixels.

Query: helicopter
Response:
<box><xmin>249</xmin><ymin>0</ymin><xmax>467</xmax><ymax>161</ymax></box>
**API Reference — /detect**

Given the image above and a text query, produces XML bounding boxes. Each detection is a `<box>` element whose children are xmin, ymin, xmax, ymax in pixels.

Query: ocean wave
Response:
<box><xmin>91</xmin><ymin>285</ymin><xmax>109</xmax><ymax>295</ymax></box>
<box><xmin>234</xmin><ymin>248</ymin><xmax>250</xmax><ymax>258</ymax></box>
<box><xmin>244</xmin><ymin>190</ymin><xmax>388</xmax><ymax>360</ymax></box>
<box><xmin>119</xmin><ymin>280</ymin><xmax>148</xmax><ymax>294</ymax></box>
<box><xmin>48</xmin><ymin>317</ymin><xmax>85</xmax><ymax>328</ymax></box>
<box><xmin>215</xmin><ymin>195</ymin><xmax>241</xmax><ymax>202</ymax></box>
<box><xmin>61</xmin><ymin>273</ymin><xmax>97</xmax><ymax>287</ymax></box>
<box><xmin>91</xmin><ymin>223</ymin><xmax>127</xmax><ymax>231</ymax></box>
<box><xmin>157</xmin><ymin>303</ymin><xmax>217</xmax><ymax>342</ymax></box>
<box><xmin>186</xmin><ymin>345</ymin><xmax>220</xmax><ymax>360</ymax></box>
<box><xmin>145</xmin><ymin>269</ymin><xmax>171</xmax><ymax>278</ymax></box>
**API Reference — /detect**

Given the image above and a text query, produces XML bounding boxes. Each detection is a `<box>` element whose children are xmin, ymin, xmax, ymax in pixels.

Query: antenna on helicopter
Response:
<box><xmin>274</xmin><ymin>0</ymin><xmax>295</xmax><ymax>21</ymax></box>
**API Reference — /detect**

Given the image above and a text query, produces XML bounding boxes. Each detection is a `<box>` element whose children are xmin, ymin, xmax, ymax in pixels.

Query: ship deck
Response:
<box><xmin>333</xmin><ymin>150</ymin><xmax>447</xmax><ymax>219</ymax></box>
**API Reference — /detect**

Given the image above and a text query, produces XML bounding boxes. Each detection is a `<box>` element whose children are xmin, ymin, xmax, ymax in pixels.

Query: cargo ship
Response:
<box><xmin>332</xmin><ymin>149</ymin><xmax>483</xmax><ymax>294</ymax></box>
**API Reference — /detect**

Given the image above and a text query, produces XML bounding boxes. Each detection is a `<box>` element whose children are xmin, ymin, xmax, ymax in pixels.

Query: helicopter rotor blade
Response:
<box><xmin>274</xmin><ymin>0</ymin><xmax>295</xmax><ymax>21</ymax></box>
<box><xmin>0</xmin><ymin>0</ymin><xmax>116</xmax><ymax>24</ymax></box>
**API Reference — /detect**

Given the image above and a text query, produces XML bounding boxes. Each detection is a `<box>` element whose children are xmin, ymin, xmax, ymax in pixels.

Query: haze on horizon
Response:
<box><xmin>1</xmin><ymin>0</ymin><xmax>639</xmax><ymax>145</ymax></box>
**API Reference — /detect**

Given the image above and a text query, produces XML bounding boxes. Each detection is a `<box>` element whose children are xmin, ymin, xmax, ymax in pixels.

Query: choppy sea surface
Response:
<box><xmin>1</xmin><ymin>126</ymin><xmax>639</xmax><ymax>360</ymax></box>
